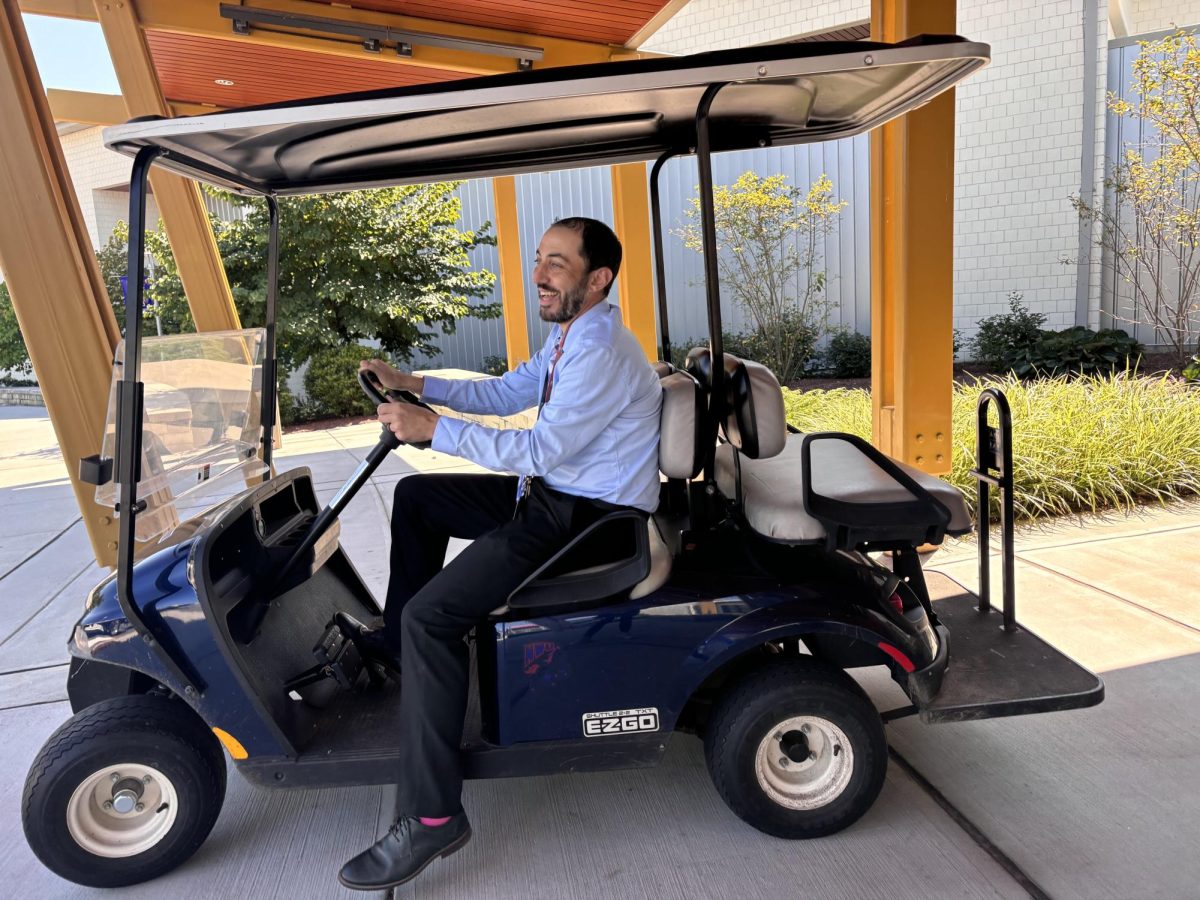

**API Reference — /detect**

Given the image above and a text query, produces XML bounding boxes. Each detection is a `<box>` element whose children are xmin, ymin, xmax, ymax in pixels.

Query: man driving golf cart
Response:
<box><xmin>341</xmin><ymin>216</ymin><xmax>662</xmax><ymax>890</ymax></box>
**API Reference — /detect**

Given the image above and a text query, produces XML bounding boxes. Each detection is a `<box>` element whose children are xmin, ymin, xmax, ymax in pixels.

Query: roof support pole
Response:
<box><xmin>93</xmin><ymin>0</ymin><xmax>241</xmax><ymax>334</ymax></box>
<box><xmin>870</xmin><ymin>0</ymin><xmax>956</xmax><ymax>475</ymax></box>
<box><xmin>0</xmin><ymin>4</ymin><xmax>120</xmax><ymax>565</ymax></box>
<box><xmin>492</xmin><ymin>176</ymin><xmax>530</xmax><ymax>369</ymax></box>
<box><xmin>611</xmin><ymin>161</ymin><xmax>659</xmax><ymax>361</ymax></box>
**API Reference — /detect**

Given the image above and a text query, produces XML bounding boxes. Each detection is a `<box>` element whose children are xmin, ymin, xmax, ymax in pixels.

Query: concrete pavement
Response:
<box><xmin>1</xmin><ymin>404</ymin><xmax>1198</xmax><ymax>898</ymax></box>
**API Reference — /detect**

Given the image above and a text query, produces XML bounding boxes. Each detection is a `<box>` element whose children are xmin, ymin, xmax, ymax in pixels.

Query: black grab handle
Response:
<box><xmin>971</xmin><ymin>388</ymin><xmax>1016</xmax><ymax>632</ymax></box>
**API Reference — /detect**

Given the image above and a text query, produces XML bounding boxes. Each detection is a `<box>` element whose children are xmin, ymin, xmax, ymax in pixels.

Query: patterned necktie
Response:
<box><xmin>515</xmin><ymin>328</ymin><xmax>567</xmax><ymax>513</ymax></box>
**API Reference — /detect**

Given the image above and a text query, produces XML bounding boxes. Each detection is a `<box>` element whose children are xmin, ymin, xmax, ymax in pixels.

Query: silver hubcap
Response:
<box><xmin>754</xmin><ymin>716</ymin><xmax>855</xmax><ymax>810</ymax></box>
<box><xmin>65</xmin><ymin>763</ymin><xmax>179</xmax><ymax>858</ymax></box>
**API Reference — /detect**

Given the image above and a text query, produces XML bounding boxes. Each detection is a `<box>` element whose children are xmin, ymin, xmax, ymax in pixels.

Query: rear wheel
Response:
<box><xmin>22</xmin><ymin>694</ymin><xmax>226</xmax><ymax>887</ymax></box>
<box><xmin>704</xmin><ymin>658</ymin><xmax>887</xmax><ymax>838</ymax></box>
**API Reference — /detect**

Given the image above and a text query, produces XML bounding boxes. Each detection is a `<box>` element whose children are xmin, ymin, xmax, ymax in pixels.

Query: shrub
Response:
<box><xmin>278</xmin><ymin>385</ymin><xmax>300</xmax><ymax>426</ymax></box>
<box><xmin>668</xmin><ymin>316</ymin><xmax>819</xmax><ymax>382</ymax></box>
<box><xmin>1010</xmin><ymin>326</ymin><xmax>1142</xmax><ymax>378</ymax></box>
<box><xmin>970</xmin><ymin>293</ymin><xmax>1046</xmax><ymax>370</ymax></box>
<box><xmin>1184</xmin><ymin>356</ymin><xmax>1200</xmax><ymax>383</ymax></box>
<box><xmin>482</xmin><ymin>355</ymin><xmax>508</xmax><ymax>376</ymax></box>
<box><xmin>303</xmin><ymin>344</ymin><xmax>386</xmax><ymax>419</ymax></box>
<box><xmin>782</xmin><ymin>373</ymin><xmax>1200</xmax><ymax>521</ymax></box>
<box><xmin>824</xmin><ymin>331</ymin><xmax>871</xmax><ymax>378</ymax></box>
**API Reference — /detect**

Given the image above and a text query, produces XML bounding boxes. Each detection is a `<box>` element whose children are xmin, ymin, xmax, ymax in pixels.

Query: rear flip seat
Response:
<box><xmin>715</xmin><ymin>436</ymin><xmax>972</xmax><ymax>545</ymax></box>
<box><xmin>688</xmin><ymin>348</ymin><xmax>972</xmax><ymax>550</ymax></box>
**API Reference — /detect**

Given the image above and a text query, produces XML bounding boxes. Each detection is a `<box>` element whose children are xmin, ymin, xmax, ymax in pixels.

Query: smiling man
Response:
<box><xmin>340</xmin><ymin>217</ymin><xmax>662</xmax><ymax>891</ymax></box>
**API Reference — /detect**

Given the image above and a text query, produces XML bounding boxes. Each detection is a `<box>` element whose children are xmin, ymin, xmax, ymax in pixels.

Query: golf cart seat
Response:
<box><xmin>501</xmin><ymin>367</ymin><xmax>704</xmax><ymax>614</ymax></box>
<box><xmin>686</xmin><ymin>349</ymin><xmax>972</xmax><ymax>550</ymax></box>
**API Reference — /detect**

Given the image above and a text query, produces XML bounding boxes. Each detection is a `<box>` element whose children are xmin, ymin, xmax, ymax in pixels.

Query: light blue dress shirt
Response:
<box><xmin>421</xmin><ymin>303</ymin><xmax>662</xmax><ymax>513</ymax></box>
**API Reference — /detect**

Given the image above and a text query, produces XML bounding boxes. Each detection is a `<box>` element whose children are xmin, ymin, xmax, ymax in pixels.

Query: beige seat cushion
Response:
<box><xmin>715</xmin><ymin>433</ymin><xmax>973</xmax><ymax>544</ymax></box>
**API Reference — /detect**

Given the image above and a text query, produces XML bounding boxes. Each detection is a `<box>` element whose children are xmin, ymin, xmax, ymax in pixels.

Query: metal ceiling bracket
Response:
<box><xmin>217</xmin><ymin>4</ymin><xmax>545</xmax><ymax>63</ymax></box>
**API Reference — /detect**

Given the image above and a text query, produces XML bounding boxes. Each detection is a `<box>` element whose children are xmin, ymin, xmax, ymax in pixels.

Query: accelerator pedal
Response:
<box><xmin>284</xmin><ymin>612</ymin><xmax>387</xmax><ymax>705</ymax></box>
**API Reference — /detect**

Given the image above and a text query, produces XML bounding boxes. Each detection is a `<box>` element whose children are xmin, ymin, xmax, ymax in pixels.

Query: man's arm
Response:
<box><xmin>420</xmin><ymin>349</ymin><xmax>544</xmax><ymax>417</ymax></box>
<box><xmin>430</xmin><ymin>341</ymin><xmax>628</xmax><ymax>474</ymax></box>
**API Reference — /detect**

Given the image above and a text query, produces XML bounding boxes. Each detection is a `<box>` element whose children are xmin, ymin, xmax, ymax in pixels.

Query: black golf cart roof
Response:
<box><xmin>103</xmin><ymin>36</ymin><xmax>987</xmax><ymax>196</ymax></box>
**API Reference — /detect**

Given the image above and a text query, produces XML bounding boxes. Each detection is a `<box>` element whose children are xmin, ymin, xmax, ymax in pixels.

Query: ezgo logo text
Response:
<box><xmin>582</xmin><ymin>707</ymin><xmax>659</xmax><ymax>737</ymax></box>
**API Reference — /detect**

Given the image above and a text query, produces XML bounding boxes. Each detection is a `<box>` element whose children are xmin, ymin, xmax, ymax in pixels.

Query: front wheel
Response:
<box><xmin>704</xmin><ymin>658</ymin><xmax>887</xmax><ymax>839</ymax></box>
<box><xmin>22</xmin><ymin>694</ymin><xmax>227</xmax><ymax>887</ymax></box>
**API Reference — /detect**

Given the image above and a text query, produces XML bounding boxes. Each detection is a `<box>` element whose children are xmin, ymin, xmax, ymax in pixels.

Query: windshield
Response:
<box><xmin>96</xmin><ymin>329</ymin><xmax>269</xmax><ymax>542</ymax></box>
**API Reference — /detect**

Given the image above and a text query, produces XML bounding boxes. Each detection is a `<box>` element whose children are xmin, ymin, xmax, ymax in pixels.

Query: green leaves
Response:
<box><xmin>676</xmin><ymin>171</ymin><xmax>847</xmax><ymax>381</ymax></box>
<box><xmin>1076</xmin><ymin>29</ymin><xmax>1200</xmax><ymax>367</ymax></box>
<box><xmin>970</xmin><ymin>293</ymin><xmax>1046</xmax><ymax>371</ymax></box>
<box><xmin>0</xmin><ymin>282</ymin><xmax>33</xmax><ymax>378</ymax></box>
<box><xmin>97</xmin><ymin>183</ymin><xmax>496</xmax><ymax>378</ymax></box>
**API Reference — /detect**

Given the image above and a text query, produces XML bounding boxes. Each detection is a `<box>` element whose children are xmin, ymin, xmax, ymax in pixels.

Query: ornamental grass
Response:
<box><xmin>781</xmin><ymin>373</ymin><xmax>1200</xmax><ymax>521</ymax></box>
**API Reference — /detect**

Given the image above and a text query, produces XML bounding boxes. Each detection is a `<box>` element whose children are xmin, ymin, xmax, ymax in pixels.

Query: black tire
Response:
<box><xmin>22</xmin><ymin>694</ymin><xmax>227</xmax><ymax>888</ymax></box>
<box><xmin>703</xmin><ymin>657</ymin><xmax>887</xmax><ymax>839</ymax></box>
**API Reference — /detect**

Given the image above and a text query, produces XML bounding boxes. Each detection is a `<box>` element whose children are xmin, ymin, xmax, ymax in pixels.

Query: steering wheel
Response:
<box><xmin>358</xmin><ymin>369</ymin><xmax>434</xmax><ymax>451</ymax></box>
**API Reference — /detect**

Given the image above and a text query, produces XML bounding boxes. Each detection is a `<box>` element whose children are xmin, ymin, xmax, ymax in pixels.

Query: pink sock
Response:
<box><xmin>419</xmin><ymin>816</ymin><xmax>451</xmax><ymax>827</ymax></box>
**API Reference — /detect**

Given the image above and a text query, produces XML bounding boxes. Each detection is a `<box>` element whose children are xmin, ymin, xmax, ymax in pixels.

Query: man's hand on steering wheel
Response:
<box><xmin>359</xmin><ymin>359</ymin><xmax>423</xmax><ymax>395</ymax></box>
<box><xmin>377</xmin><ymin>401</ymin><xmax>439</xmax><ymax>445</ymax></box>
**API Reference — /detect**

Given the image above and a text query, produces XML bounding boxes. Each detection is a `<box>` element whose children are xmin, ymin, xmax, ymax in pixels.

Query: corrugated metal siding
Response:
<box><xmin>422</xmin><ymin>136</ymin><xmax>870</xmax><ymax>370</ymax></box>
<box><xmin>410</xmin><ymin>178</ymin><xmax>508</xmax><ymax>371</ymax></box>
<box><xmin>1101</xmin><ymin>40</ymin><xmax>1199</xmax><ymax>347</ymax></box>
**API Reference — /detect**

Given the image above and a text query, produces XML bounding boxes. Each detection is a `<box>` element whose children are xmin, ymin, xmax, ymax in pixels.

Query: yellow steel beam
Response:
<box><xmin>610</xmin><ymin>162</ymin><xmax>659</xmax><ymax>361</ymax></box>
<box><xmin>492</xmin><ymin>176</ymin><xmax>530</xmax><ymax>370</ymax></box>
<box><xmin>869</xmin><ymin>0</ymin><xmax>955</xmax><ymax>475</ymax></box>
<box><xmin>0</xmin><ymin>3</ymin><xmax>120</xmax><ymax>565</ymax></box>
<box><xmin>93</xmin><ymin>0</ymin><xmax>241</xmax><ymax>335</ymax></box>
<box><xmin>21</xmin><ymin>0</ymin><xmax>651</xmax><ymax>76</ymax></box>
<box><xmin>48</xmin><ymin>88</ymin><xmax>218</xmax><ymax>124</ymax></box>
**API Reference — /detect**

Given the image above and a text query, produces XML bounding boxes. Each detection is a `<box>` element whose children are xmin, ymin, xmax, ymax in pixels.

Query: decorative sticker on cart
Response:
<box><xmin>581</xmin><ymin>707</ymin><xmax>659</xmax><ymax>737</ymax></box>
<box><xmin>523</xmin><ymin>640</ymin><xmax>558</xmax><ymax>675</ymax></box>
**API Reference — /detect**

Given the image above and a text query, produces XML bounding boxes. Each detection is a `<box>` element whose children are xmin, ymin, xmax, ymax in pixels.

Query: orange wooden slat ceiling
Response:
<box><xmin>146</xmin><ymin>31</ymin><xmax>472</xmax><ymax>108</ymax></box>
<box><xmin>311</xmin><ymin>0</ymin><xmax>673</xmax><ymax>45</ymax></box>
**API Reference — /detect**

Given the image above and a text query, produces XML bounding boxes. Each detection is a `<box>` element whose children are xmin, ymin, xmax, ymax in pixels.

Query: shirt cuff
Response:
<box><xmin>431</xmin><ymin>415</ymin><xmax>466</xmax><ymax>455</ymax></box>
<box><xmin>419</xmin><ymin>375</ymin><xmax>451</xmax><ymax>406</ymax></box>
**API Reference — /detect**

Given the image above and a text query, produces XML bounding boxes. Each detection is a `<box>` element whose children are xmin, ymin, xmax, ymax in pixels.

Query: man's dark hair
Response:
<box><xmin>554</xmin><ymin>216</ymin><xmax>622</xmax><ymax>297</ymax></box>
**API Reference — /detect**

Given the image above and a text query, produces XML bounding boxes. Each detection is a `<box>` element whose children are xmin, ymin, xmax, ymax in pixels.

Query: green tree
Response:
<box><xmin>1073</xmin><ymin>29</ymin><xmax>1200</xmax><ymax>367</ymax></box>
<box><xmin>0</xmin><ymin>282</ymin><xmax>34</xmax><ymax>379</ymax></box>
<box><xmin>678</xmin><ymin>171</ymin><xmax>847</xmax><ymax>381</ymax></box>
<box><xmin>98</xmin><ymin>183</ymin><xmax>497</xmax><ymax>375</ymax></box>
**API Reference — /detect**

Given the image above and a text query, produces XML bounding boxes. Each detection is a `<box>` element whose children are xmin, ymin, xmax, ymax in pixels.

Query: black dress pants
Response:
<box><xmin>385</xmin><ymin>472</ymin><xmax>610</xmax><ymax>816</ymax></box>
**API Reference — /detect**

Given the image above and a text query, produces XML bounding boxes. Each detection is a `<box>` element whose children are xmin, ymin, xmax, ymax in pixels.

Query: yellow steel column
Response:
<box><xmin>0</xmin><ymin>4</ymin><xmax>119</xmax><ymax>565</ymax></box>
<box><xmin>492</xmin><ymin>176</ymin><xmax>530</xmax><ymax>369</ymax></box>
<box><xmin>94</xmin><ymin>0</ymin><xmax>241</xmax><ymax>333</ymax></box>
<box><xmin>870</xmin><ymin>0</ymin><xmax>956</xmax><ymax>474</ymax></box>
<box><xmin>611</xmin><ymin>162</ymin><xmax>659</xmax><ymax>361</ymax></box>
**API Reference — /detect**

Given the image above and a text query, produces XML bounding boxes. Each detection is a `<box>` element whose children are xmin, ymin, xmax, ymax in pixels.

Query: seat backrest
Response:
<box><xmin>658</xmin><ymin>370</ymin><xmax>704</xmax><ymax>480</ymax></box>
<box><xmin>684</xmin><ymin>348</ymin><xmax>786</xmax><ymax>460</ymax></box>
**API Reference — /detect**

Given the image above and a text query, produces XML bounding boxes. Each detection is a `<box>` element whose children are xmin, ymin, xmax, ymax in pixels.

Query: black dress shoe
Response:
<box><xmin>341</xmin><ymin>616</ymin><xmax>401</xmax><ymax>676</ymax></box>
<box><xmin>338</xmin><ymin>813</ymin><xmax>471</xmax><ymax>891</ymax></box>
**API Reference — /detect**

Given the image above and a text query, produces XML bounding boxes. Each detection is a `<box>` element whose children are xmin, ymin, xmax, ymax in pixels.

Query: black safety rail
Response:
<box><xmin>971</xmin><ymin>388</ymin><xmax>1016</xmax><ymax>632</ymax></box>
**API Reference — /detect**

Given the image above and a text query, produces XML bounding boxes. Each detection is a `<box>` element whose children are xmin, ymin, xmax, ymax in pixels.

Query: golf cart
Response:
<box><xmin>22</xmin><ymin>37</ymin><xmax>1104</xmax><ymax>889</ymax></box>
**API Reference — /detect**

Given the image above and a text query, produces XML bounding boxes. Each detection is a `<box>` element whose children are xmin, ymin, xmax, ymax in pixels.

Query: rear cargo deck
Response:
<box><xmin>920</xmin><ymin>572</ymin><xmax>1104</xmax><ymax>723</ymax></box>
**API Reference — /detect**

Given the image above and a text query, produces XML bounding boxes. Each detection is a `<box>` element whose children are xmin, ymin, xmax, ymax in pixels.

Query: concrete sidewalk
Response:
<box><xmin>1</xmin><ymin>405</ymin><xmax>1197</xmax><ymax>898</ymax></box>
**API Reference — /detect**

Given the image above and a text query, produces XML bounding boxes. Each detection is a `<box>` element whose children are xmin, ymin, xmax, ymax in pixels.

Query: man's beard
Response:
<box><xmin>538</xmin><ymin>281</ymin><xmax>587</xmax><ymax>323</ymax></box>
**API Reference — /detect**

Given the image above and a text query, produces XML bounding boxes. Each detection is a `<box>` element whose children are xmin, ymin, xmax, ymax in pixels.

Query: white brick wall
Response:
<box><xmin>1130</xmin><ymin>0</ymin><xmax>1200</xmax><ymax>34</ymax></box>
<box><xmin>642</xmin><ymin>0</ymin><xmax>1110</xmax><ymax>343</ymax></box>
<box><xmin>955</xmin><ymin>0</ymin><xmax>1107</xmax><ymax>335</ymax></box>
<box><xmin>643</xmin><ymin>0</ymin><xmax>866</xmax><ymax>53</ymax></box>
<box><xmin>58</xmin><ymin>125</ymin><xmax>160</xmax><ymax>250</ymax></box>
